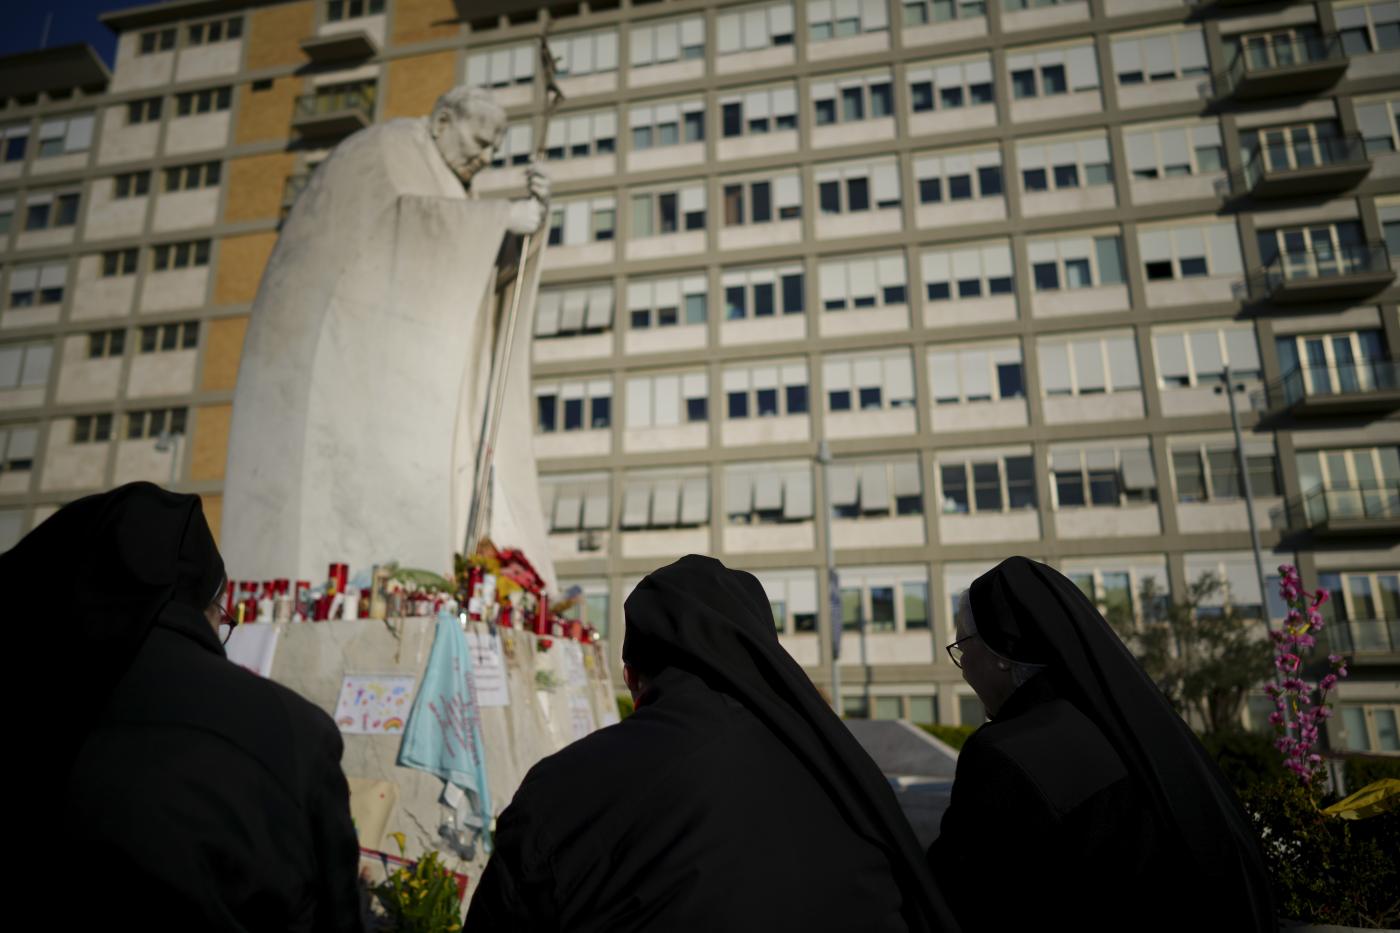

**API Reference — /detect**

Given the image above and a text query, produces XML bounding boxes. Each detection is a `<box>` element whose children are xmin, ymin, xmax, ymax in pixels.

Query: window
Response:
<box><xmin>1224</xmin><ymin>25</ymin><xmax>1324</xmax><ymax>72</ymax></box>
<box><xmin>921</xmin><ymin>242</ymin><xmax>1014</xmax><ymax>302</ymax></box>
<box><xmin>929</xmin><ymin>344</ymin><xmax>1024</xmax><ymax>404</ymax></box>
<box><xmin>631</xmin><ymin>184</ymin><xmax>705</xmax><ymax>238</ymax></box>
<box><xmin>550</xmin><ymin>30</ymin><xmax>620</xmax><ymax>78</ymax></box>
<box><xmin>720</xmin><ymin>84</ymin><xmax>799</xmax><ymax>137</ymax></box>
<box><xmin>903</xmin><ymin>0</ymin><xmax>986</xmax><ymax>25</ymax></box>
<box><xmin>1242</xmin><ymin>121</ymin><xmax>1347</xmax><ymax>175</ymax></box>
<box><xmin>535</xmin><ymin>283</ymin><xmax>614</xmax><ymax>337</ymax></box>
<box><xmin>72</xmin><ymin>413</ymin><xmax>114</xmax><ymax>444</ymax></box>
<box><xmin>811</xmin><ymin>71</ymin><xmax>894</xmax><ymax>126</ymax></box>
<box><xmin>325</xmin><ymin>0</ymin><xmax>384</xmax><ymax>22</ymax></box>
<box><xmin>546</xmin><ymin>196</ymin><xmax>616</xmax><ymax>247</ymax></box>
<box><xmin>87</xmin><ymin>329</ymin><xmax>126</xmax><ymax>359</ymax></box>
<box><xmin>1007</xmin><ymin>43</ymin><xmax>1099</xmax><ymax>99</ymax></box>
<box><xmin>1111</xmin><ymin>29</ymin><xmax>1209</xmax><ymax>85</ymax></box>
<box><xmin>188</xmin><ymin>16</ymin><xmax>243</xmax><ymax>45</ymax></box>
<box><xmin>101</xmin><ymin>248</ymin><xmax>140</xmax><ymax>278</ymax></box>
<box><xmin>913</xmin><ymin>148</ymin><xmax>1003</xmax><ymax>204</ymax></box>
<box><xmin>0</xmin><ymin>341</ymin><xmax>53</xmax><ymax>389</ymax></box>
<box><xmin>125</xmin><ymin>406</ymin><xmax>188</xmax><ymax>440</ymax></box>
<box><xmin>23</xmin><ymin>191</ymin><xmax>81</xmax><ymax>231</ymax></box>
<box><xmin>1139</xmin><ymin>221</ymin><xmax>1242</xmax><ymax>282</ymax></box>
<box><xmin>1336</xmin><ymin>2</ymin><xmax>1400</xmax><ymax>56</ymax></box>
<box><xmin>151</xmin><ymin>239</ymin><xmax>211</xmax><ymax>272</ymax></box>
<box><xmin>163</xmin><ymin>161</ymin><xmax>222</xmax><ymax>193</ymax></box>
<box><xmin>627</xmin><ymin>274</ymin><xmax>708</xmax><ymax>328</ymax></box>
<box><xmin>1171</xmin><ymin>440</ymin><xmax>1279</xmax><ymax>503</ymax></box>
<box><xmin>1256</xmin><ymin>221</ymin><xmax>1366</xmax><ymax>276</ymax></box>
<box><xmin>939</xmin><ymin>454</ymin><xmax>1036</xmax><ymax>513</ymax></box>
<box><xmin>818</xmin><ymin>253</ymin><xmax>907</xmax><ymax>310</ymax></box>
<box><xmin>723</xmin><ymin>174</ymin><xmax>802</xmax><ymax>226</ymax></box>
<box><xmin>536</xmin><ymin>378</ymin><xmax>612</xmax><ymax>432</ymax></box>
<box><xmin>540</xmin><ymin>473</ymin><xmax>612</xmax><ymax>532</ymax></box>
<box><xmin>1184</xmin><ymin>553</ymin><xmax>1285</xmax><ymax>621</ymax></box>
<box><xmin>174</xmin><ymin>87</ymin><xmax>232</xmax><ymax>117</ymax></box>
<box><xmin>1384</xmin><ymin>202</ymin><xmax>1400</xmax><ymax>259</ymax></box>
<box><xmin>7</xmin><ymin>263</ymin><xmax>67</xmax><ymax>307</ymax></box>
<box><xmin>716</xmin><ymin>2</ymin><xmax>796</xmax><ymax>56</ymax></box>
<box><xmin>828</xmin><ymin>457</ymin><xmax>923</xmax><ymax>518</ymax></box>
<box><xmin>723</xmin><ymin>361</ymin><xmax>809</xmax><ymax>418</ymax></box>
<box><xmin>1338</xmin><ymin>704</ymin><xmax>1400</xmax><ymax>752</ymax></box>
<box><xmin>126</xmin><ymin>97</ymin><xmax>162</xmax><ymax>125</ymax></box>
<box><xmin>816</xmin><ymin>161</ymin><xmax>901</xmax><ymax>214</ymax></box>
<box><xmin>113</xmin><ymin>171</ymin><xmax>151</xmax><ymax>199</ymax></box>
<box><xmin>624</xmin><ymin>372</ymin><xmax>707</xmax><ymax>428</ymax></box>
<box><xmin>630</xmin><ymin>15</ymin><xmax>705</xmax><ymax>67</ymax></box>
<box><xmin>1318</xmin><ymin>570</ymin><xmax>1400</xmax><ymax>655</ymax></box>
<box><xmin>620</xmin><ymin>469</ymin><xmax>710</xmax><ymax>529</ymax></box>
<box><xmin>1037</xmin><ymin>333</ymin><xmax>1140</xmax><ymax>398</ymax></box>
<box><xmin>1276</xmin><ymin>329</ymin><xmax>1387</xmax><ymax>398</ymax></box>
<box><xmin>1027</xmin><ymin>234</ymin><xmax>1124</xmax><ymax>291</ymax></box>
<box><xmin>726</xmin><ymin>461</ymin><xmax>814</xmax><ymax>524</ymax></box>
<box><xmin>1154</xmin><ymin>325</ymin><xmax>1260</xmax><ymax>388</ymax></box>
<box><xmin>35</xmin><ymin>113</ymin><xmax>94</xmax><ymax>158</ymax></box>
<box><xmin>138</xmin><ymin>321</ymin><xmax>200</xmax><ymax>353</ymax></box>
<box><xmin>1295</xmin><ymin>446</ymin><xmax>1400</xmax><ymax>504</ymax></box>
<box><xmin>1051</xmin><ymin>444</ymin><xmax>1157</xmax><ymax>508</ymax></box>
<box><xmin>824</xmin><ymin>351</ymin><xmax>916</xmax><ymax>412</ymax></box>
<box><xmin>1</xmin><ymin>124</ymin><xmax>28</xmax><ymax>163</ymax></box>
<box><xmin>1062</xmin><ymin>560</ymin><xmax>1170</xmax><ymax>626</ymax></box>
<box><xmin>1355</xmin><ymin>96</ymin><xmax>1400</xmax><ymax>157</ymax></box>
<box><xmin>908</xmin><ymin>56</ymin><xmax>994</xmax><ymax>113</ymax></box>
<box><xmin>0</xmin><ymin>197</ymin><xmax>13</xmax><ymax>234</ymax></box>
<box><xmin>540</xmin><ymin>111</ymin><xmax>616</xmax><ymax>162</ymax></box>
<box><xmin>0</xmin><ymin>425</ymin><xmax>38</xmax><ymax>473</ymax></box>
<box><xmin>487</xmin><ymin>123</ymin><xmax>534</xmax><ymax>169</ymax></box>
<box><xmin>722</xmin><ymin>264</ymin><xmax>805</xmax><ymax>320</ymax></box>
<box><xmin>629</xmin><ymin>100</ymin><xmax>705</xmax><ymax>150</ymax></box>
<box><xmin>1124</xmin><ymin>121</ymin><xmax>1224</xmax><ymax>179</ymax></box>
<box><xmin>836</xmin><ymin>566</ymin><xmax>930</xmax><ymax>633</ymax></box>
<box><xmin>751</xmin><ymin>569</ymin><xmax>818</xmax><ymax>634</ymax></box>
<box><xmin>808</xmin><ymin>0</ymin><xmax>890</xmax><ymax>41</ymax></box>
<box><xmin>1017</xmin><ymin>134</ymin><xmax>1111</xmax><ymax>192</ymax></box>
<box><xmin>138</xmin><ymin>28</ymin><xmax>176</xmax><ymax>54</ymax></box>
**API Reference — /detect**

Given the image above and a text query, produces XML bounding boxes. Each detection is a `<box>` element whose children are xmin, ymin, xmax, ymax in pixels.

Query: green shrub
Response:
<box><xmin>1345</xmin><ymin>755</ymin><xmax>1400</xmax><ymax>793</ymax></box>
<box><xmin>1198</xmin><ymin>730</ymin><xmax>1286</xmax><ymax>791</ymax></box>
<box><xmin>918</xmin><ymin>723</ymin><xmax>977</xmax><ymax>751</ymax></box>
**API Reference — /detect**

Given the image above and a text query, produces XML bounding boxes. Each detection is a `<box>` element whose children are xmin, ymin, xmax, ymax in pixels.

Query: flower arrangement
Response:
<box><xmin>369</xmin><ymin>839</ymin><xmax>465</xmax><ymax>933</ymax></box>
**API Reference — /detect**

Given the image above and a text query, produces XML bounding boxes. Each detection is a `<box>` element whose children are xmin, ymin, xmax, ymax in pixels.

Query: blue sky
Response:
<box><xmin>1</xmin><ymin>0</ymin><xmax>154</xmax><ymax>67</ymax></box>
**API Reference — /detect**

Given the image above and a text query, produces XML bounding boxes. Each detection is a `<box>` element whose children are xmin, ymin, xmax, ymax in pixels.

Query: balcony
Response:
<box><xmin>1235</xmin><ymin>134</ymin><xmax>1371</xmax><ymax>199</ymax></box>
<box><xmin>1250</xmin><ymin>243</ymin><xmax>1395</xmax><ymax>304</ymax></box>
<box><xmin>1216</xmin><ymin>34</ymin><xmax>1348</xmax><ymax>101</ymax></box>
<box><xmin>291</xmin><ymin>86</ymin><xmax>376</xmax><ymax>141</ymax></box>
<box><xmin>1272</xmin><ymin>482</ymin><xmax>1400</xmax><ymax>538</ymax></box>
<box><xmin>1257</xmin><ymin>361</ymin><xmax>1400</xmax><ymax>416</ymax></box>
<box><xmin>300</xmin><ymin>30</ymin><xmax>378</xmax><ymax>64</ymax></box>
<box><xmin>1325</xmin><ymin>619</ymin><xmax>1400</xmax><ymax>658</ymax></box>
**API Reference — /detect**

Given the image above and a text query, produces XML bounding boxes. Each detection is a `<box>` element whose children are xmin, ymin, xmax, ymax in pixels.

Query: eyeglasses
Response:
<box><xmin>945</xmin><ymin>634</ymin><xmax>976</xmax><ymax>669</ymax></box>
<box><xmin>217</xmin><ymin>602</ymin><xmax>238</xmax><ymax>646</ymax></box>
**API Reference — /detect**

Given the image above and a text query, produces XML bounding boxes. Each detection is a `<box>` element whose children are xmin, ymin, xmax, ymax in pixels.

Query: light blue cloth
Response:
<box><xmin>398</xmin><ymin>613</ymin><xmax>493</xmax><ymax>830</ymax></box>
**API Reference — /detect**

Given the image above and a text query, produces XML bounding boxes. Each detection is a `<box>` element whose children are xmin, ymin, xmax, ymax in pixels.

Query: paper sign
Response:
<box><xmin>465</xmin><ymin>630</ymin><xmax>511</xmax><ymax>708</ymax></box>
<box><xmin>569</xmin><ymin>694</ymin><xmax>596</xmax><ymax>742</ymax></box>
<box><xmin>560</xmin><ymin>641</ymin><xmax>589</xmax><ymax>691</ymax></box>
<box><xmin>223</xmin><ymin>623</ymin><xmax>280</xmax><ymax>678</ymax></box>
<box><xmin>334</xmin><ymin>673</ymin><xmax>417</xmax><ymax>734</ymax></box>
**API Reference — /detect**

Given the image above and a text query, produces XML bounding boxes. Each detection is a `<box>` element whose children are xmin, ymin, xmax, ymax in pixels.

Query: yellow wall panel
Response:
<box><xmin>224</xmin><ymin>152</ymin><xmax>297</xmax><ymax>224</ymax></box>
<box><xmin>201</xmin><ymin>316</ymin><xmax>250</xmax><ymax>392</ymax></box>
<box><xmin>384</xmin><ymin>51</ymin><xmax>456</xmax><ymax>120</ymax></box>
<box><xmin>245</xmin><ymin>1</ymin><xmax>315</xmax><ymax>71</ymax></box>
<box><xmin>214</xmin><ymin>232</ymin><xmax>278</xmax><ymax>306</ymax></box>
<box><xmin>234</xmin><ymin>75</ymin><xmax>299</xmax><ymax>146</ymax></box>
<box><xmin>191</xmin><ymin>404</ymin><xmax>233</xmax><ymax>482</ymax></box>
<box><xmin>392</xmin><ymin>0</ymin><xmax>459</xmax><ymax>45</ymax></box>
<box><xmin>201</xmin><ymin>494</ymin><xmax>224</xmax><ymax>546</ymax></box>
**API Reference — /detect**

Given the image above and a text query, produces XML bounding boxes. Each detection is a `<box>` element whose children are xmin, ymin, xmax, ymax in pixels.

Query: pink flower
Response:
<box><xmin>1268</xmin><ymin>711</ymin><xmax>1284</xmax><ymax>726</ymax></box>
<box><xmin>1276</xmin><ymin>653</ymin><xmax>1301</xmax><ymax>672</ymax></box>
<box><xmin>1312</xmin><ymin>589</ymin><xmax>1330</xmax><ymax>607</ymax></box>
<box><xmin>1278</xmin><ymin>563</ymin><xmax>1298</xmax><ymax>577</ymax></box>
<box><xmin>1319</xmin><ymin>673</ymin><xmax>1337</xmax><ymax>691</ymax></box>
<box><xmin>1295</xmin><ymin>633</ymin><xmax>1316</xmax><ymax>650</ymax></box>
<box><xmin>1328</xmin><ymin>653</ymin><xmax>1343</xmax><ymax>665</ymax></box>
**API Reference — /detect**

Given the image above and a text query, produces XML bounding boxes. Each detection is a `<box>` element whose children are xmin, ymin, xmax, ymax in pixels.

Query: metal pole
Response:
<box><xmin>1223</xmin><ymin>364</ymin><xmax>1275</xmax><ymax>644</ymax></box>
<box><xmin>817</xmin><ymin>441</ymin><xmax>841</xmax><ymax>713</ymax></box>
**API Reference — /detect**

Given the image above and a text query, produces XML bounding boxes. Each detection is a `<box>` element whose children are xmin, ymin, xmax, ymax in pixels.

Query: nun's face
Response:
<box><xmin>955</xmin><ymin>603</ymin><xmax>1016</xmax><ymax>717</ymax></box>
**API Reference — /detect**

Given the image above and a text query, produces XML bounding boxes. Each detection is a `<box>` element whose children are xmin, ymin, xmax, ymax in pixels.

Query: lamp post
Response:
<box><xmin>816</xmin><ymin>441</ymin><xmax>841</xmax><ymax>713</ymax></box>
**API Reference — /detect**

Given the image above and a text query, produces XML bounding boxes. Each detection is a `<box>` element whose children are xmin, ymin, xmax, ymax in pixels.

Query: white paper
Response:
<box><xmin>560</xmin><ymin>641</ymin><xmax>589</xmax><ymax>691</ymax></box>
<box><xmin>333</xmin><ymin>673</ymin><xmax>416</xmax><ymax>734</ymax></box>
<box><xmin>569</xmin><ymin>694</ymin><xmax>596</xmax><ymax>742</ymax></box>
<box><xmin>466</xmin><ymin>630</ymin><xmax>511</xmax><ymax>708</ymax></box>
<box><xmin>223</xmin><ymin>623</ymin><xmax>280</xmax><ymax>678</ymax></box>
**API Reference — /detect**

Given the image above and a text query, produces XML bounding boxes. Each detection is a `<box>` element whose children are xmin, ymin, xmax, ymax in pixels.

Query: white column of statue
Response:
<box><xmin>222</xmin><ymin>86</ymin><xmax>556</xmax><ymax>592</ymax></box>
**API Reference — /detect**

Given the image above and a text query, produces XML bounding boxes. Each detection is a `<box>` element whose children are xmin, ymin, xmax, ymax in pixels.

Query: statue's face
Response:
<box><xmin>432</xmin><ymin>104</ymin><xmax>506</xmax><ymax>183</ymax></box>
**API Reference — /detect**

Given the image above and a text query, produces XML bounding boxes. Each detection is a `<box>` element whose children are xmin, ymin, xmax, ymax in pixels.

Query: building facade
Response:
<box><xmin>0</xmin><ymin>0</ymin><xmax>1397</xmax><ymax>748</ymax></box>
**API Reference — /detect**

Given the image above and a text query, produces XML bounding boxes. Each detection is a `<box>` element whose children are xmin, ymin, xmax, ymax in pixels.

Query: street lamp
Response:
<box><xmin>155</xmin><ymin>428</ymin><xmax>183</xmax><ymax>486</ymax></box>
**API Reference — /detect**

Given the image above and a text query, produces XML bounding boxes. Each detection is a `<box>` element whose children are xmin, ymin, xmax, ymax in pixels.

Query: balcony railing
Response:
<box><xmin>1251</xmin><ymin>243</ymin><xmax>1395</xmax><ymax>302</ymax></box>
<box><xmin>1273</xmin><ymin>481</ymin><xmax>1400</xmax><ymax>534</ymax></box>
<box><xmin>1326</xmin><ymin>618</ymin><xmax>1400</xmax><ymax>655</ymax></box>
<box><xmin>1237</xmin><ymin>133</ymin><xmax>1371</xmax><ymax>197</ymax></box>
<box><xmin>1218</xmin><ymin>33</ymin><xmax>1348</xmax><ymax>99</ymax></box>
<box><xmin>1257</xmin><ymin>360</ymin><xmax>1400</xmax><ymax>413</ymax></box>
<box><xmin>292</xmin><ymin>86</ymin><xmax>376</xmax><ymax>139</ymax></box>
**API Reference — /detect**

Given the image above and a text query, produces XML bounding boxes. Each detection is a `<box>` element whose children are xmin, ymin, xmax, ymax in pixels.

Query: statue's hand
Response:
<box><xmin>507</xmin><ymin>161</ymin><xmax>551</xmax><ymax>235</ymax></box>
<box><xmin>524</xmin><ymin>161</ymin><xmax>550</xmax><ymax>203</ymax></box>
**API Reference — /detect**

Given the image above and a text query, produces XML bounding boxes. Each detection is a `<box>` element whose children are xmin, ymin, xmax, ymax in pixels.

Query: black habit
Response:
<box><xmin>11</xmin><ymin>483</ymin><xmax>363</xmax><ymax>932</ymax></box>
<box><xmin>467</xmin><ymin>555</ymin><xmax>960</xmax><ymax>932</ymax></box>
<box><xmin>929</xmin><ymin>557</ymin><xmax>1275</xmax><ymax>932</ymax></box>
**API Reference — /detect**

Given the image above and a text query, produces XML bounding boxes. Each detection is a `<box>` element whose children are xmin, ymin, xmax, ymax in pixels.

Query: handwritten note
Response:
<box><xmin>334</xmin><ymin>674</ymin><xmax>417</xmax><ymax>734</ymax></box>
<box><xmin>223</xmin><ymin>623</ymin><xmax>280</xmax><ymax>678</ymax></box>
<box><xmin>465</xmin><ymin>630</ymin><xmax>511</xmax><ymax>708</ymax></box>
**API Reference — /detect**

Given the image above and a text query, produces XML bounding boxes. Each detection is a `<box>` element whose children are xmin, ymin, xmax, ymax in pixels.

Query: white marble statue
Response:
<box><xmin>222</xmin><ymin>86</ymin><xmax>557</xmax><ymax>589</ymax></box>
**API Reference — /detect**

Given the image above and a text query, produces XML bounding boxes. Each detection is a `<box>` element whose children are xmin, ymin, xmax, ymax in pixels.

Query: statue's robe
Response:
<box><xmin>223</xmin><ymin>118</ymin><xmax>554</xmax><ymax>590</ymax></box>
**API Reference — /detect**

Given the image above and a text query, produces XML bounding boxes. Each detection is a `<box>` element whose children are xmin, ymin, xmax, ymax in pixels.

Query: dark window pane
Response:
<box><xmin>847</xmin><ymin>176</ymin><xmax>870</xmax><ymax>211</ymax></box>
<box><xmin>919</xmin><ymin>177</ymin><xmax>941</xmax><ymax>203</ymax></box>
<box><xmin>537</xmin><ymin>395</ymin><xmax>556</xmax><ymax>432</ymax></box>
<box><xmin>658</xmin><ymin>193</ymin><xmax>677</xmax><ymax>233</ymax></box>
<box><xmin>1033</xmin><ymin>262</ymin><xmax>1060</xmax><ymax>290</ymax></box>
<box><xmin>978</xmin><ymin>166</ymin><xmax>1003</xmax><ymax>196</ymax></box>
<box><xmin>753</xmin><ymin>282</ymin><xmax>775</xmax><ymax>316</ymax></box>
<box><xmin>751</xmin><ymin>182</ymin><xmax>772</xmax><ymax>223</ymax></box>
<box><xmin>1053</xmin><ymin>164</ymin><xmax>1079</xmax><ymax>188</ymax></box>
<box><xmin>756</xmin><ymin>388</ymin><xmax>779</xmax><ymax>416</ymax></box>
<box><xmin>1042</xmin><ymin>64</ymin><xmax>1067</xmax><ymax>94</ymax></box>
<box><xmin>997</xmin><ymin>363</ymin><xmax>1024</xmax><ymax>398</ymax></box>
<box><xmin>728</xmin><ymin>391</ymin><xmax>749</xmax><ymax>418</ymax></box>
<box><xmin>781</xmin><ymin>274</ymin><xmax>804</xmax><ymax>313</ymax></box>
<box><xmin>722</xmin><ymin>102</ymin><xmax>742</xmax><ymax>137</ymax></box>
<box><xmin>910</xmin><ymin>81</ymin><xmax>934</xmax><ymax>112</ymax></box>
<box><xmin>591</xmin><ymin>396</ymin><xmax>611</xmax><ymax>429</ymax></box>
<box><xmin>725</xmin><ymin>286</ymin><xmax>746</xmax><ymax>320</ymax></box>
<box><xmin>563</xmin><ymin>398</ymin><xmax>584</xmax><ymax>430</ymax></box>
<box><xmin>941</xmin><ymin>464</ymin><xmax>968</xmax><ymax>513</ymax></box>
<box><xmin>819</xmin><ymin>180</ymin><xmax>841</xmax><ymax>213</ymax></box>
<box><xmin>859</xmin><ymin>387</ymin><xmax>882</xmax><ymax>410</ymax></box>
<box><xmin>1089</xmin><ymin>469</ymin><xmax>1119</xmax><ymax>505</ymax></box>
<box><xmin>686</xmin><ymin>397</ymin><xmax>707</xmax><ymax>422</ymax></box>
<box><xmin>1056</xmin><ymin>470</ymin><xmax>1085</xmax><ymax>506</ymax></box>
<box><xmin>947</xmin><ymin>174</ymin><xmax>972</xmax><ymax>200</ymax></box>
<box><xmin>786</xmin><ymin>384</ymin><xmax>809</xmax><ymax>413</ymax></box>
<box><xmin>829</xmin><ymin>389</ymin><xmax>852</xmax><ymax>411</ymax></box>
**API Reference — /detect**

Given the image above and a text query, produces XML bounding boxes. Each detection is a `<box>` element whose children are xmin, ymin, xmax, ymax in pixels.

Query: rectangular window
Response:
<box><xmin>908</xmin><ymin>56</ymin><xmax>994</xmax><ymax>114</ymax></box>
<box><xmin>101</xmin><ymin>248</ymin><xmax>140</xmax><ymax>278</ymax></box>
<box><xmin>1051</xmin><ymin>445</ymin><xmax>1157</xmax><ymax>508</ymax></box>
<box><xmin>818</xmin><ymin>254</ymin><xmax>907</xmax><ymax>312</ymax></box>
<box><xmin>325</xmin><ymin>0</ymin><xmax>385</xmax><ymax>22</ymax></box>
<box><xmin>113</xmin><ymin>171</ymin><xmax>151</xmax><ymax>199</ymax></box>
<box><xmin>548</xmin><ymin>30</ymin><xmax>619</xmax><ymax>80</ymax></box>
<box><xmin>34</xmin><ymin>113</ymin><xmax>94</xmax><ymax>159</ymax></box>
<box><xmin>126</xmin><ymin>97</ymin><xmax>163</xmax><ymax>125</ymax></box>
<box><xmin>87</xmin><ymin>328</ymin><xmax>127</xmax><ymax>359</ymax></box>
<box><xmin>174</xmin><ymin>87</ymin><xmax>233</xmax><ymax>117</ymax></box>
<box><xmin>536</xmin><ymin>379</ymin><xmax>613</xmax><ymax>433</ymax></box>
<box><xmin>938</xmin><ymin>455</ymin><xmax>1036</xmax><ymax>514</ymax></box>
<box><xmin>1036</xmin><ymin>334</ymin><xmax>1140</xmax><ymax>397</ymax></box>
<box><xmin>921</xmin><ymin>242</ymin><xmax>1014</xmax><ymax>302</ymax></box>
<box><xmin>811</xmin><ymin>71</ymin><xmax>894</xmax><ymax>127</ymax></box>
<box><xmin>629</xmin><ymin>101</ymin><xmax>705</xmax><ymax>150</ymax></box>
<box><xmin>72</xmin><ymin>413</ymin><xmax>114</xmax><ymax>444</ymax></box>
<box><xmin>188</xmin><ymin>16</ymin><xmax>243</xmax><ymax>45</ymax></box>
<box><xmin>928</xmin><ymin>344</ymin><xmax>1024</xmax><ymax>404</ymax></box>
<box><xmin>717</xmin><ymin>2</ymin><xmax>796</xmax><ymax>56</ymax></box>
<box><xmin>1112</xmin><ymin>29</ymin><xmax>1209</xmax><ymax>85</ymax></box>
<box><xmin>138</xmin><ymin>28</ymin><xmax>176</xmax><ymax>54</ymax></box>
<box><xmin>1018</xmin><ymin>135</ymin><xmax>1112</xmax><ymax>193</ymax></box>
<box><xmin>824</xmin><ymin>351</ymin><xmax>916</xmax><ymax>413</ymax></box>
<box><xmin>150</xmin><ymin>239</ymin><xmax>212</xmax><ymax>272</ymax></box>
<box><xmin>1027</xmin><ymin>234</ymin><xmax>1125</xmax><ymax>291</ymax></box>
<box><xmin>808</xmin><ymin>0</ymin><xmax>890</xmax><ymax>41</ymax></box>
<box><xmin>630</xmin><ymin>16</ymin><xmax>705</xmax><ymax>68</ymax></box>
<box><xmin>163</xmin><ymin>161</ymin><xmax>222</xmax><ymax>193</ymax></box>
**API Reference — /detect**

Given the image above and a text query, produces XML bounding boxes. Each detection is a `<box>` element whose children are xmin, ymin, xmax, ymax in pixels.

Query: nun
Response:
<box><xmin>9</xmin><ymin>483</ymin><xmax>363</xmax><ymax>932</ymax></box>
<box><xmin>468</xmin><ymin>554</ymin><xmax>960</xmax><ymax>932</ymax></box>
<box><xmin>929</xmin><ymin>556</ymin><xmax>1274</xmax><ymax>932</ymax></box>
